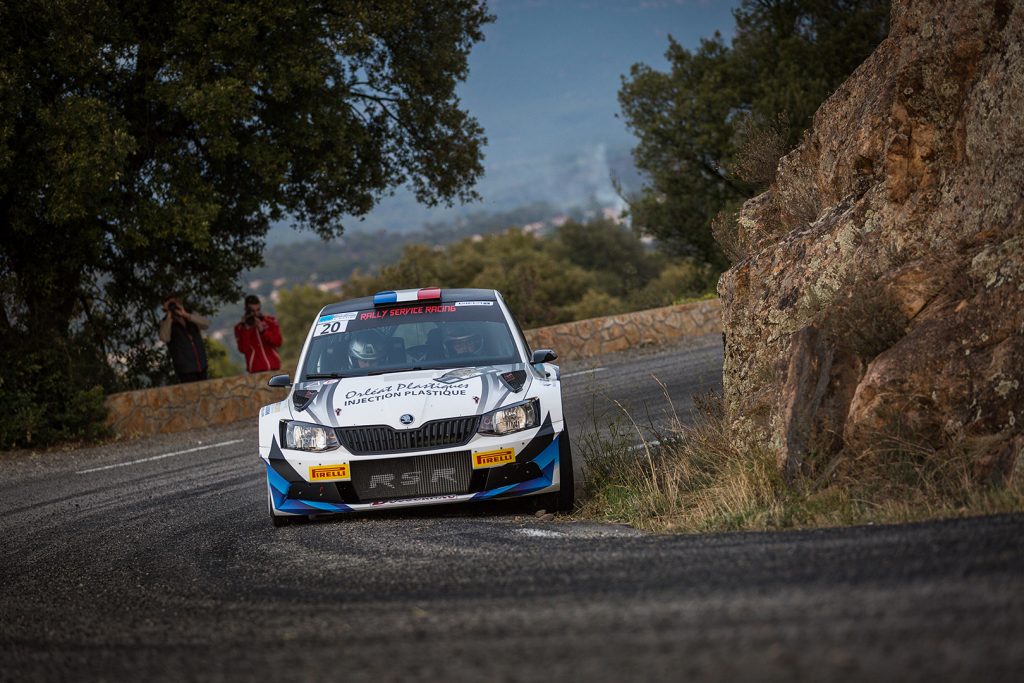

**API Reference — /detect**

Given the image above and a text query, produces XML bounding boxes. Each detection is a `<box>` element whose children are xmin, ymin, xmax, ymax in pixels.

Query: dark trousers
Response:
<box><xmin>178</xmin><ymin>369</ymin><xmax>208</xmax><ymax>383</ymax></box>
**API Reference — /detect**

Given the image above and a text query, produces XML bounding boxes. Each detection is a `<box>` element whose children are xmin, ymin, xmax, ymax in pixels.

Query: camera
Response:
<box><xmin>168</xmin><ymin>302</ymin><xmax>179</xmax><ymax>312</ymax></box>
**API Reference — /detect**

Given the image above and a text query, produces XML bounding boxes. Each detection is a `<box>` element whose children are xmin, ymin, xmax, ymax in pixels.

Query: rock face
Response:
<box><xmin>718</xmin><ymin>0</ymin><xmax>1023</xmax><ymax>477</ymax></box>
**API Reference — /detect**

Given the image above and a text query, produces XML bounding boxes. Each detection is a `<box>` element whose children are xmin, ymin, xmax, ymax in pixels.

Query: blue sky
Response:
<box><xmin>273</xmin><ymin>0</ymin><xmax>739</xmax><ymax>241</ymax></box>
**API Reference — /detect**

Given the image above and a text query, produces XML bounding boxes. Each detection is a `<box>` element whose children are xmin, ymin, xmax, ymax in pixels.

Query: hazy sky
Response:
<box><xmin>464</xmin><ymin>0</ymin><xmax>736</xmax><ymax>184</ymax></box>
<box><xmin>275</xmin><ymin>0</ymin><xmax>739</xmax><ymax>240</ymax></box>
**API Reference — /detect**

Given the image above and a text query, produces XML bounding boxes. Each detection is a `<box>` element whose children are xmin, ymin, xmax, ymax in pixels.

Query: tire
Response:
<box><xmin>267</xmin><ymin>480</ymin><xmax>298</xmax><ymax>527</ymax></box>
<box><xmin>554</xmin><ymin>426</ymin><xmax>575</xmax><ymax>512</ymax></box>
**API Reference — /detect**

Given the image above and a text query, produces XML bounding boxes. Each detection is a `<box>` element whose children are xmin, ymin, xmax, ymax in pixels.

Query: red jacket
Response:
<box><xmin>234</xmin><ymin>315</ymin><xmax>283</xmax><ymax>373</ymax></box>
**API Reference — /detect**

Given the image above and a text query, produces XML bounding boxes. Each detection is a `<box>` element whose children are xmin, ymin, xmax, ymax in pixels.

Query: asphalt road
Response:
<box><xmin>560</xmin><ymin>332</ymin><xmax>725</xmax><ymax>439</ymax></box>
<box><xmin>2</xmin><ymin>333</ymin><xmax>1023</xmax><ymax>682</ymax></box>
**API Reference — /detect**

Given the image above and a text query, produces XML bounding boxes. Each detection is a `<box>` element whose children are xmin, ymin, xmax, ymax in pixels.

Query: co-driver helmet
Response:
<box><xmin>444</xmin><ymin>324</ymin><xmax>483</xmax><ymax>356</ymax></box>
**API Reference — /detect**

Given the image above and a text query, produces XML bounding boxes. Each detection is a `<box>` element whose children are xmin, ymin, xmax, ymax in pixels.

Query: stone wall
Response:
<box><xmin>105</xmin><ymin>371</ymin><xmax>282</xmax><ymax>439</ymax></box>
<box><xmin>104</xmin><ymin>298</ymin><xmax>722</xmax><ymax>439</ymax></box>
<box><xmin>524</xmin><ymin>297</ymin><xmax>721</xmax><ymax>360</ymax></box>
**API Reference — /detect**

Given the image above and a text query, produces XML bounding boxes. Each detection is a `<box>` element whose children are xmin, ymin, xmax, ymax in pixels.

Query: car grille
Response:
<box><xmin>350</xmin><ymin>450</ymin><xmax>473</xmax><ymax>502</ymax></box>
<box><xmin>337</xmin><ymin>416</ymin><xmax>480</xmax><ymax>455</ymax></box>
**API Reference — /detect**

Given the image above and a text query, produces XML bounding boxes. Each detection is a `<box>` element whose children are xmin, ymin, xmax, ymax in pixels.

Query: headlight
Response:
<box><xmin>479</xmin><ymin>398</ymin><xmax>540</xmax><ymax>436</ymax></box>
<box><xmin>283</xmin><ymin>420</ymin><xmax>339</xmax><ymax>452</ymax></box>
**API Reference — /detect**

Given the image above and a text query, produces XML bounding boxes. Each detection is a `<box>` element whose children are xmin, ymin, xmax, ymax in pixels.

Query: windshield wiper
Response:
<box><xmin>366</xmin><ymin>366</ymin><xmax>425</xmax><ymax>376</ymax></box>
<box><xmin>305</xmin><ymin>373</ymin><xmax>345</xmax><ymax>380</ymax></box>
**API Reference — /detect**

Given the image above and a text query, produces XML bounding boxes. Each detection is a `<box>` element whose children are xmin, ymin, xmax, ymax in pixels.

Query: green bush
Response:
<box><xmin>626</xmin><ymin>260</ymin><xmax>718</xmax><ymax>310</ymax></box>
<box><xmin>0</xmin><ymin>344</ymin><xmax>110</xmax><ymax>450</ymax></box>
<box><xmin>206</xmin><ymin>337</ymin><xmax>242</xmax><ymax>379</ymax></box>
<box><xmin>563</xmin><ymin>289</ymin><xmax>626</xmax><ymax>322</ymax></box>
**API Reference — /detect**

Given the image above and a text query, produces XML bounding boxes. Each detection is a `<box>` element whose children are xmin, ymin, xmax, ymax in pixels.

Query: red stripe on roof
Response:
<box><xmin>418</xmin><ymin>287</ymin><xmax>441</xmax><ymax>300</ymax></box>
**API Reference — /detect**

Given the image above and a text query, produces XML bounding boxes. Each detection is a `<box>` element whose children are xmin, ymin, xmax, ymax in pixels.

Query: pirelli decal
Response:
<box><xmin>472</xmin><ymin>448</ymin><xmax>516</xmax><ymax>469</ymax></box>
<box><xmin>309</xmin><ymin>463</ymin><xmax>350</xmax><ymax>481</ymax></box>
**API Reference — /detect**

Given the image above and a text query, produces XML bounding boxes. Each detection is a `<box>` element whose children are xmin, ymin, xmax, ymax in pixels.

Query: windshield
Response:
<box><xmin>300</xmin><ymin>300</ymin><xmax>522</xmax><ymax>380</ymax></box>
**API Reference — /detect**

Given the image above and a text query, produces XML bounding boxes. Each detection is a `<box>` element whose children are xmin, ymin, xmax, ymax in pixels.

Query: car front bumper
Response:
<box><xmin>264</xmin><ymin>421</ymin><xmax>567</xmax><ymax>515</ymax></box>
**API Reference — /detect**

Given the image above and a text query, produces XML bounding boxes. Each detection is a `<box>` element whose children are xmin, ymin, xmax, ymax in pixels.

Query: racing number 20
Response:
<box><xmin>316</xmin><ymin>320</ymin><xmax>346</xmax><ymax>336</ymax></box>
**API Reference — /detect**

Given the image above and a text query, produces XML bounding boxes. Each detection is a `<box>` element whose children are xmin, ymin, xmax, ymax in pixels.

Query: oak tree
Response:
<box><xmin>0</xmin><ymin>0</ymin><xmax>491</xmax><ymax>445</ymax></box>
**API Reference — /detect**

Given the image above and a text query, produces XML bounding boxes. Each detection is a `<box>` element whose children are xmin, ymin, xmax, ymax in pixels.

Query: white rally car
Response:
<box><xmin>259</xmin><ymin>287</ymin><xmax>574</xmax><ymax>526</ymax></box>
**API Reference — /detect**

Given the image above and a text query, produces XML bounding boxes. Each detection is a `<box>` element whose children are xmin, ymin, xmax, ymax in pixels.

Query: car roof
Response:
<box><xmin>319</xmin><ymin>288</ymin><xmax>500</xmax><ymax>315</ymax></box>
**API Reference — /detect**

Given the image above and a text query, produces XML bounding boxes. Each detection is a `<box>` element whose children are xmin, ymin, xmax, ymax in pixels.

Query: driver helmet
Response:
<box><xmin>349</xmin><ymin>332</ymin><xmax>383</xmax><ymax>367</ymax></box>
<box><xmin>444</xmin><ymin>324</ymin><xmax>483</xmax><ymax>356</ymax></box>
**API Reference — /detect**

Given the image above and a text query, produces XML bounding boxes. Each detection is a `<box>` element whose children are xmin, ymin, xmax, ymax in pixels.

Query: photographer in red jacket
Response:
<box><xmin>234</xmin><ymin>294</ymin><xmax>283</xmax><ymax>373</ymax></box>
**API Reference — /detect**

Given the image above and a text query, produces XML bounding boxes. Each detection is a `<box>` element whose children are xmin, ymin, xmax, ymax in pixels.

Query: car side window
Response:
<box><xmin>311</xmin><ymin>338</ymin><xmax>348</xmax><ymax>375</ymax></box>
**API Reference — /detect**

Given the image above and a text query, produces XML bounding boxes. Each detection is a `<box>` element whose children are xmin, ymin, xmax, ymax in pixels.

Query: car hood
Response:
<box><xmin>293</xmin><ymin>364</ymin><xmax>538</xmax><ymax>429</ymax></box>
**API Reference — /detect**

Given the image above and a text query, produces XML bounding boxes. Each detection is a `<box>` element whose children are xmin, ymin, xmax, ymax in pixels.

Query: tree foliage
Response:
<box><xmin>206</xmin><ymin>337</ymin><xmax>241</xmax><ymax>379</ymax></box>
<box><xmin>618</xmin><ymin>0</ymin><xmax>890</xmax><ymax>264</ymax></box>
<box><xmin>0</xmin><ymin>0</ymin><xmax>490</xmax><ymax>446</ymax></box>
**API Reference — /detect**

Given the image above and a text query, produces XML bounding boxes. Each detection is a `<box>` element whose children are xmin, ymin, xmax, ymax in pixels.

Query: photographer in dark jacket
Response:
<box><xmin>158</xmin><ymin>292</ymin><xmax>211</xmax><ymax>383</ymax></box>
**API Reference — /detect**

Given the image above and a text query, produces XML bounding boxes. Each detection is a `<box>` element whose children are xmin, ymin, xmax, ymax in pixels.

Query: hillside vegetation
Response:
<box><xmin>274</xmin><ymin>217</ymin><xmax>717</xmax><ymax>370</ymax></box>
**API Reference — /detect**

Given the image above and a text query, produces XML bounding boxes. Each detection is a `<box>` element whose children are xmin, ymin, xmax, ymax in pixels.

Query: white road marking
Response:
<box><xmin>75</xmin><ymin>439</ymin><xmax>245</xmax><ymax>474</ymax></box>
<box><xmin>561</xmin><ymin>367</ymin><xmax>607</xmax><ymax>379</ymax></box>
<box><xmin>516</xmin><ymin>528</ymin><xmax>565</xmax><ymax>538</ymax></box>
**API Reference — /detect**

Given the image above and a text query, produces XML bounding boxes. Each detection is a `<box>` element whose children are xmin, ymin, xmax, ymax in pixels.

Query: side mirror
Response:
<box><xmin>531</xmin><ymin>349</ymin><xmax>557</xmax><ymax>364</ymax></box>
<box><xmin>268</xmin><ymin>374</ymin><xmax>291</xmax><ymax>388</ymax></box>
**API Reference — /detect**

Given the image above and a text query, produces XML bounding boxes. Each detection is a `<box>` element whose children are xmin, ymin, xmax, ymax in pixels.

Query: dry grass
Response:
<box><xmin>819</xmin><ymin>276</ymin><xmax>908</xmax><ymax>359</ymax></box>
<box><xmin>577</xmin><ymin>388</ymin><xmax>1024</xmax><ymax>533</ymax></box>
<box><xmin>732</xmin><ymin>112</ymin><xmax>791</xmax><ymax>187</ymax></box>
<box><xmin>711</xmin><ymin>210</ymin><xmax>748</xmax><ymax>264</ymax></box>
<box><xmin>579</xmin><ymin>390</ymin><xmax>784</xmax><ymax>532</ymax></box>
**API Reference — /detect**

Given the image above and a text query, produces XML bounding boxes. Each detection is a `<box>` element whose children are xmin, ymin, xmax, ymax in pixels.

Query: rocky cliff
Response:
<box><xmin>718</xmin><ymin>0</ymin><xmax>1023</xmax><ymax>479</ymax></box>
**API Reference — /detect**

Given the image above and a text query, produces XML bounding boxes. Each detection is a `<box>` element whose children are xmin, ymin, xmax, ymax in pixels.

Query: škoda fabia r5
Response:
<box><xmin>259</xmin><ymin>288</ymin><xmax>574</xmax><ymax>526</ymax></box>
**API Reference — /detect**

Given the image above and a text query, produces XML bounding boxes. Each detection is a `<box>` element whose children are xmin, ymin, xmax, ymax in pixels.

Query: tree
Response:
<box><xmin>206</xmin><ymin>337</ymin><xmax>242</xmax><ymax>379</ymax></box>
<box><xmin>552</xmin><ymin>218</ymin><xmax>665</xmax><ymax>299</ymax></box>
<box><xmin>0</xmin><ymin>0</ymin><xmax>491</xmax><ymax>446</ymax></box>
<box><xmin>619</xmin><ymin>0</ymin><xmax>889</xmax><ymax>264</ymax></box>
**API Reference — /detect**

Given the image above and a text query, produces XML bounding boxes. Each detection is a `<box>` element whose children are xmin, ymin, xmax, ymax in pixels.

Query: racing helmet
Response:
<box><xmin>349</xmin><ymin>332</ymin><xmax>383</xmax><ymax>366</ymax></box>
<box><xmin>444</xmin><ymin>324</ymin><xmax>484</xmax><ymax>356</ymax></box>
